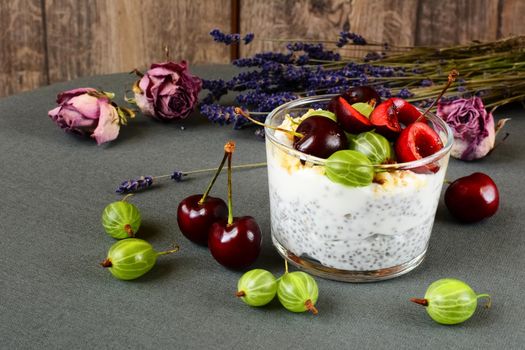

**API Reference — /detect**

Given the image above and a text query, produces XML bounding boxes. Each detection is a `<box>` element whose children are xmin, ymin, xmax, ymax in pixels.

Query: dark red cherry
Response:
<box><xmin>293</xmin><ymin>116</ymin><xmax>348</xmax><ymax>159</ymax></box>
<box><xmin>208</xmin><ymin>216</ymin><xmax>262</xmax><ymax>270</ymax></box>
<box><xmin>391</xmin><ymin>97</ymin><xmax>424</xmax><ymax>125</ymax></box>
<box><xmin>394</xmin><ymin>122</ymin><xmax>443</xmax><ymax>173</ymax></box>
<box><xmin>369</xmin><ymin>100</ymin><xmax>402</xmax><ymax>139</ymax></box>
<box><xmin>328</xmin><ymin>86</ymin><xmax>381</xmax><ymax>112</ymax></box>
<box><xmin>177</xmin><ymin>194</ymin><xmax>228</xmax><ymax>245</ymax></box>
<box><xmin>445</xmin><ymin>173</ymin><xmax>499</xmax><ymax>223</ymax></box>
<box><xmin>333</xmin><ymin>96</ymin><xmax>373</xmax><ymax>133</ymax></box>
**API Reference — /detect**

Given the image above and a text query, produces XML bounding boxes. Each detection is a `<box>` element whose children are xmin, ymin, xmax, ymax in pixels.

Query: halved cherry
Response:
<box><xmin>390</xmin><ymin>97</ymin><xmax>424</xmax><ymax>125</ymax></box>
<box><xmin>395</xmin><ymin>122</ymin><xmax>444</xmax><ymax>173</ymax></box>
<box><xmin>369</xmin><ymin>100</ymin><xmax>401</xmax><ymax>139</ymax></box>
<box><xmin>328</xmin><ymin>86</ymin><xmax>382</xmax><ymax>112</ymax></box>
<box><xmin>333</xmin><ymin>97</ymin><xmax>373</xmax><ymax>134</ymax></box>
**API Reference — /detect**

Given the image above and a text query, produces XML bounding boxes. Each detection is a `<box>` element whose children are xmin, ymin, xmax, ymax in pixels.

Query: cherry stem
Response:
<box><xmin>157</xmin><ymin>244</ymin><xmax>180</xmax><ymax>256</ymax></box>
<box><xmin>417</xmin><ymin>69</ymin><xmax>459</xmax><ymax>122</ymax></box>
<box><xmin>227</xmin><ymin>148</ymin><xmax>234</xmax><ymax>226</ymax></box>
<box><xmin>305</xmin><ymin>299</ymin><xmax>318</xmax><ymax>315</ymax></box>
<box><xmin>410</xmin><ymin>298</ymin><xmax>429</xmax><ymax>306</ymax></box>
<box><xmin>100</xmin><ymin>259</ymin><xmax>112</xmax><ymax>268</ymax></box>
<box><xmin>234</xmin><ymin>107</ymin><xmax>304</xmax><ymax>138</ymax></box>
<box><xmin>124</xmin><ymin>224</ymin><xmax>134</xmax><ymax>237</ymax></box>
<box><xmin>477</xmin><ymin>294</ymin><xmax>492</xmax><ymax>309</ymax></box>
<box><xmin>122</xmin><ymin>194</ymin><xmax>134</xmax><ymax>202</ymax></box>
<box><xmin>199</xmin><ymin>151</ymin><xmax>229</xmax><ymax>205</ymax></box>
<box><xmin>235</xmin><ymin>291</ymin><xmax>246</xmax><ymax>298</ymax></box>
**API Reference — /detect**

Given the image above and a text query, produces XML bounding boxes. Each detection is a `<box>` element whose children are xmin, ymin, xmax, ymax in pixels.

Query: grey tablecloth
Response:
<box><xmin>1</xmin><ymin>66</ymin><xmax>524</xmax><ymax>349</ymax></box>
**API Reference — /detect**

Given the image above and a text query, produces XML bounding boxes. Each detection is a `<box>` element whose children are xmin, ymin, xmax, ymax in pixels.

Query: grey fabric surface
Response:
<box><xmin>1</xmin><ymin>65</ymin><xmax>524</xmax><ymax>350</ymax></box>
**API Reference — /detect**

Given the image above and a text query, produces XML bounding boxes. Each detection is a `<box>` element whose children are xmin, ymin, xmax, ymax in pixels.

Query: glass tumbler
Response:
<box><xmin>265</xmin><ymin>95</ymin><xmax>453</xmax><ymax>282</ymax></box>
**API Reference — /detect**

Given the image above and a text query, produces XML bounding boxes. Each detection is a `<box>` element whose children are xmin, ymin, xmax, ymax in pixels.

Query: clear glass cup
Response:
<box><xmin>265</xmin><ymin>95</ymin><xmax>454</xmax><ymax>282</ymax></box>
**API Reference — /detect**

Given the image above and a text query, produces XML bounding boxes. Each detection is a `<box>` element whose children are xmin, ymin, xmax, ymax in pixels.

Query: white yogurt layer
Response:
<box><xmin>266</xmin><ymin>132</ymin><xmax>447</xmax><ymax>271</ymax></box>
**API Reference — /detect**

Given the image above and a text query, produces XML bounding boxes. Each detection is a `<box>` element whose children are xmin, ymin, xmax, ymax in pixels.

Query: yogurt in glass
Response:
<box><xmin>265</xmin><ymin>95</ymin><xmax>453</xmax><ymax>282</ymax></box>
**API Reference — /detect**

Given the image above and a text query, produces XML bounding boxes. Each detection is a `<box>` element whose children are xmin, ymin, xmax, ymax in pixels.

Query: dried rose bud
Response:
<box><xmin>437</xmin><ymin>97</ymin><xmax>508</xmax><ymax>161</ymax></box>
<box><xmin>48</xmin><ymin>88</ymin><xmax>122</xmax><ymax>145</ymax></box>
<box><xmin>133</xmin><ymin>61</ymin><xmax>202</xmax><ymax>121</ymax></box>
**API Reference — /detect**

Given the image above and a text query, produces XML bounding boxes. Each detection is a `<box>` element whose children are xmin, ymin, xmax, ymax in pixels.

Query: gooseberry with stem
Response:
<box><xmin>102</xmin><ymin>194</ymin><xmax>141</xmax><ymax>239</ymax></box>
<box><xmin>236</xmin><ymin>269</ymin><xmax>278</xmax><ymax>307</ymax></box>
<box><xmin>277</xmin><ymin>260</ymin><xmax>319</xmax><ymax>314</ymax></box>
<box><xmin>100</xmin><ymin>238</ymin><xmax>179</xmax><ymax>280</ymax></box>
<box><xmin>411</xmin><ymin>278</ymin><xmax>491</xmax><ymax>325</ymax></box>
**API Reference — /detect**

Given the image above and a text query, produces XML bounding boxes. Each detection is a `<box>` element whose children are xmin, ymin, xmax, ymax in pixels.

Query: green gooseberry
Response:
<box><xmin>351</xmin><ymin>102</ymin><xmax>374</xmax><ymax>118</ymax></box>
<box><xmin>236</xmin><ymin>269</ymin><xmax>278</xmax><ymax>307</ymax></box>
<box><xmin>298</xmin><ymin>108</ymin><xmax>337</xmax><ymax>122</ymax></box>
<box><xmin>325</xmin><ymin>150</ymin><xmax>374</xmax><ymax>187</ymax></box>
<box><xmin>350</xmin><ymin>131</ymin><xmax>394</xmax><ymax>165</ymax></box>
<box><xmin>411</xmin><ymin>278</ymin><xmax>491</xmax><ymax>325</ymax></box>
<box><xmin>102</xmin><ymin>195</ymin><xmax>141</xmax><ymax>239</ymax></box>
<box><xmin>100</xmin><ymin>238</ymin><xmax>179</xmax><ymax>280</ymax></box>
<box><xmin>277</xmin><ymin>270</ymin><xmax>319</xmax><ymax>314</ymax></box>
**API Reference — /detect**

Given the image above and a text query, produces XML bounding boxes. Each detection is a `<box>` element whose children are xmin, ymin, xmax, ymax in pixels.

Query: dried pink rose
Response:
<box><xmin>133</xmin><ymin>61</ymin><xmax>202</xmax><ymax>121</ymax></box>
<box><xmin>437</xmin><ymin>97</ymin><xmax>508</xmax><ymax>161</ymax></box>
<box><xmin>48</xmin><ymin>88</ymin><xmax>122</xmax><ymax>145</ymax></box>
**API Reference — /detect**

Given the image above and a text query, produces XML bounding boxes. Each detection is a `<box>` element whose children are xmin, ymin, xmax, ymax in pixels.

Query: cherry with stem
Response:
<box><xmin>176</xmin><ymin>142</ymin><xmax>234</xmax><ymax>245</ymax></box>
<box><xmin>208</xmin><ymin>141</ymin><xmax>262</xmax><ymax>269</ymax></box>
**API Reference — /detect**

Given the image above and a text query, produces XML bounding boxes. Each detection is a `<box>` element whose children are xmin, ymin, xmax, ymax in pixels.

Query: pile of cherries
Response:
<box><xmin>177</xmin><ymin>141</ymin><xmax>262</xmax><ymax>269</ymax></box>
<box><xmin>292</xmin><ymin>86</ymin><xmax>444</xmax><ymax>166</ymax></box>
<box><xmin>286</xmin><ymin>86</ymin><xmax>499</xmax><ymax>223</ymax></box>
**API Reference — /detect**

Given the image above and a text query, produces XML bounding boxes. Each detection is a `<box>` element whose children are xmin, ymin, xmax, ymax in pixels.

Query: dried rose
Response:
<box><xmin>437</xmin><ymin>97</ymin><xmax>508</xmax><ymax>161</ymax></box>
<box><xmin>49</xmin><ymin>88</ymin><xmax>126</xmax><ymax>145</ymax></box>
<box><xmin>133</xmin><ymin>61</ymin><xmax>202</xmax><ymax>121</ymax></box>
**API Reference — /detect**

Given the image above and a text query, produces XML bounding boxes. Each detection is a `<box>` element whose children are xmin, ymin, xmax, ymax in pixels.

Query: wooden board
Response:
<box><xmin>2</xmin><ymin>0</ymin><xmax>525</xmax><ymax>97</ymax></box>
<box><xmin>0</xmin><ymin>0</ymin><xmax>47</xmax><ymax>97</ymax></box>
<box><xmin>415</xmin><ymin>0</ymin><xmax>500</xmax><ymax>45</ymax></box>
<box><xmin>45</xmin><ymin>0</ymin><xmax>232</xmax><ymax>83</ymax></box>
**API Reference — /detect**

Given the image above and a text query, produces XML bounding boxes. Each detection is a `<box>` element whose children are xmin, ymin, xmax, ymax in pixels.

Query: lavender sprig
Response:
<box><xmin>209</xmin><ymin>29</ymin><xmax>255</xmax><ymax>46</ymax></box>
<box><xmin>115</xmin><ymin>162</ymin><xmax>267</xmax><ymax>194</ymax></box>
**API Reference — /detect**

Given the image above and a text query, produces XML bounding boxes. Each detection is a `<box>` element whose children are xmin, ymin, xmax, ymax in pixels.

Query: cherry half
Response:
<box><xmin>391</xmin><ymin>97</ymin><xmax>423</xmax><ymax>125</ymax></box>
<box><xmin>369</xmin><ymin>100</ymin><xmax>402</xmax><ymax>139</ymax></box>
<box><xmin>177</xmin><ymin>144</ymin><xmax>230</xmax><ymax>245</ymax></box>
<box><xmin>332</xmin><ymin>96</ymin><xmax>373</xmax><ymax>134</ymax></box>
<box><xmin>445</xmin><ymin>173</ymin><xmax>499</xmax><ymax>223</ymax></box>
<box><xmin>208</xmin><ymin>142</ymin><xmax>262</xmax><ymax>269</ymax></box>
<box><xmin>394</xmin><ymin>122</ymin><xmax>444</xmax><ymax>173</ymax></box>
<box><xmin>293</xmin><ymin>116</ymin><xmax>348</xmax><ymax>159</ymax></box>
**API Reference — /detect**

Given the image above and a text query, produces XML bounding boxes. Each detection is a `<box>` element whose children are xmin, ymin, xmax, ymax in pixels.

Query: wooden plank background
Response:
<box><xmin>1</xmin><ymin>0</ymin><xmax>524</xmax><ymax>97</ymax></box>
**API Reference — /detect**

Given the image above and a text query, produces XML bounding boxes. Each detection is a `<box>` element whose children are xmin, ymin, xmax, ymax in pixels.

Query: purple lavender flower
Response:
<box><xmin>171</xmin><ymin>171</ymin><xmax>184</xmax><ymax>182</ymax></box>
<box><xmin>336</xmin><ymin>32</ymin><xmax>367</xmax><ymax>47</ymax></box>
<box><xmin>396</xmin><ymin>88</ymin><xmax>414</xmax><ymax>99</ymax></box>
<box><xmin>420</xmin><ymin>79</ymin><xmax>433</xmax><ymax>87</ymax></box>
<box><xmin>243</xmin><ymin>33</ymin><xmax>255</xmax><ymax>44</ymax></box>
<box><xmin>209</xmin><ymin>29</ymin><xmax>240</xmax><ymax>45</ymax></box>
<box><xmin>116</xmin><ymin>176</ymin><xmax>154</xmax><ymax>194</ymax></box>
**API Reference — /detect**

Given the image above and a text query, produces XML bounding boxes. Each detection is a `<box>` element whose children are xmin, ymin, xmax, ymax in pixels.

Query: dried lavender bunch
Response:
<box><xmin>200</xmin><ymin>32</ymin><xmax>525</xmax><ymax>127</ymax></box>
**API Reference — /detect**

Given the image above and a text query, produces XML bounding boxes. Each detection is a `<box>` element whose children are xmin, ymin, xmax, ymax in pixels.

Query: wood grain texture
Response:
<box><xmin>415</xmin><ymin>0</ymin><xmax>500</xmax><ymax>45</ymax></box>
<box><xmin>1</xmin><ymin>0</ymin><xmax>525</xmax><ymax>97</ymax></box>
<box><xmin>500</xmin><ymin>0</ymin><xmax>525</xmax><ymax>37</ymax></box>
<box><xmin>45</xmin><ymin>0</ymin><xmax>231</xmax><ymax>83</ymax></box>
<box><xmin>240</xmin><ymin>0</ymin><xmax>354</xmax><ymax>57</ymax></box>
<box><xmin>346</xmin><ymin>0</ymin><xmax>419</xmax><ymax>46</ymax></box>
<box><xmin>0</xmin><ymin>0</ymin><xmax>47</xmax><ymax>97</ymax></box>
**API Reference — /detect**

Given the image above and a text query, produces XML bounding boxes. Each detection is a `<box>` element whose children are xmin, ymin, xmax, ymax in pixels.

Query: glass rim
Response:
<box><xmin>264</xmin><ymin>94</ymin><xmax>454</xmax><ymax>169</ymax></box>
